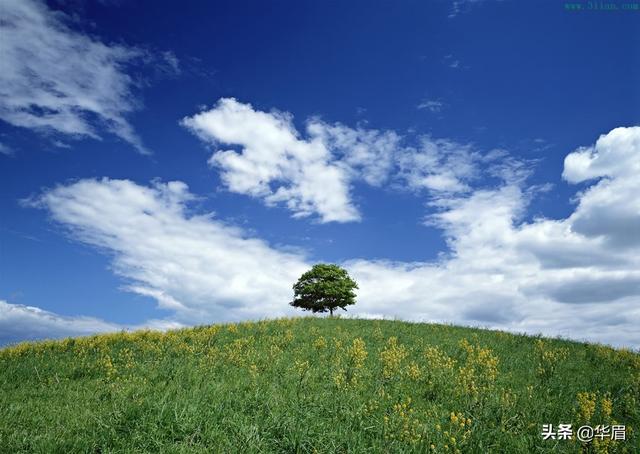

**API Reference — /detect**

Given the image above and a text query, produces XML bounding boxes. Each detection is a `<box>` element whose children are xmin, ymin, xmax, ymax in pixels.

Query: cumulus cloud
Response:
<box><xmin>348</xmin><ymin>126</ymin><xmax>640</xmax><ymax>347</ymax></box>
<box><xmin>0</xmin><ymin>0</ymin><xmax>148</xmax><ymax>153</ymax></box>
<box><xmin>0</xmin><ymin>300</ymin><xmax>181</xmax><ymax>345</ymax></box>
<box><xmin>397</xmin><ymin>138</ymin><xmax>481</xmax><ymax>193</ymax></box>
<box><xmin>183</xmin><ymin>98</ymin><xmax>489</xmax><ymax>222</ymax></box>
<box><xmin>182</xmin><ymin>98</ymin><xmax>361</xmax><ymax>223</ymax></box>
<box><xmin>31</xmin><ymin>178</ymin><xmax>309</xmax><ymax>325</ymax></box>
<box><xmin>23</xmin><ymin>126</ymin><xmax>640</xmax><ymax>348</ymax></box>
<box><xmin>307</xmin><ymin>120</ymin><xmax>401</xmax><ymax>187</ymax></box>
<box><xmin>562</xmin><ymin>126</ymin><xmax>640</xmax><ymax>183</ymax></box>
<box><xmin>564</xmin><ymin>127</ymin><xmax>640</xmax><ymax>248</ymax></box>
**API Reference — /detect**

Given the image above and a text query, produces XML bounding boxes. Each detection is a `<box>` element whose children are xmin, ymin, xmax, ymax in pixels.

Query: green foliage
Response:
<box><xmin>290</xmin><ymin>263</ymin><xmax>358</xmax><ymax>316</ymax></box>
<box><xmin>1</xmin><ymin>319</ymin><xmax>638</xmax><ymax>453</ymax></box>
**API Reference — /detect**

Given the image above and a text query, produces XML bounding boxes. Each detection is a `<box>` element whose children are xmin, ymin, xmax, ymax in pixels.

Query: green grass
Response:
<box><xmin>1</xmin><ymin>317</ymin><xmax>638</xmax><ymax>453</ymax></box>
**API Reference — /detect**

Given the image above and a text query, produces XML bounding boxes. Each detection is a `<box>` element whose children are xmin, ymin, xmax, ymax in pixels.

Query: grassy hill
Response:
<box><xmin>1</xmin><ymin>318</ymin><xmax>638</xmax><ymax>453</ymax></box>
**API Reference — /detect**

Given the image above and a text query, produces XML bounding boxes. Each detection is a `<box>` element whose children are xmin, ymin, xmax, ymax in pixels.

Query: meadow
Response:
<box><xmin>1</xmin><ymin>317</ymin><xmax>638</xmax><ymax>453</ymax></box>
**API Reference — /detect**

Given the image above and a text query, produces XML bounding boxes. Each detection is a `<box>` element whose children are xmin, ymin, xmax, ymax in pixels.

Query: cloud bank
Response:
<box><xmin>349</xmin><ymin>127</ymin><xmax>639</xmax><ymax>348</ymax></box>
<box><xmin>0</xmin><ymin>0</ymin><xmax>148</xmax><ymax>153</ymax></box>
<box><xmin>31</xmin><ymin>178</ymin><xmax>309</xmax><ymax>324</ymax></box>
<box><xmin>182</xmin><ymin>98</ymin><xmax>500</xmax><ymax>223</ymax></box>
<box><xmin>0</xmin><ymin>300</ymin><xmax>182</xmax><ymax>346</ymax></box>
<box><xmin>182</xmin><ymin>99</ymin><xmax>365</xmax><ymax>222</ymax></box>
<box><xmin>12</xmin><ymin>125</ymin><xmax>638</xmax><ymax>348</ymax></box>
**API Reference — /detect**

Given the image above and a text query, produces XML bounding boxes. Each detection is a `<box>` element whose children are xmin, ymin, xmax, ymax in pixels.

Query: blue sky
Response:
<box><xmin>1</xmin><ymin>0</ymin><xmax>639</xmax><ymax>347</ymax></box>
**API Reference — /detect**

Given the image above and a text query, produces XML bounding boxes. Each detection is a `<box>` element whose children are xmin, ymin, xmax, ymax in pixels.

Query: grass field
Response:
<box><xmin>1</xmin><ymin>317</ymin><xmax>638</xmax><ymax>453</ymax></box>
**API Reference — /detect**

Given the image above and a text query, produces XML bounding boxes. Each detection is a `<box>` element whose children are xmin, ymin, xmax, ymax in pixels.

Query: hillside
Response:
<box><xmin>1</xmin><ymin>318</ymin><xmax>638</xmax><ymax>453</ymax></box>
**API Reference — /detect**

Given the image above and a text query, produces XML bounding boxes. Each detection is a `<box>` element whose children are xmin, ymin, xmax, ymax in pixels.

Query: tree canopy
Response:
<box><xmin>290</xmin><ymin>263</ymin><xmax>358</xmax><ymax>316</ymax></box>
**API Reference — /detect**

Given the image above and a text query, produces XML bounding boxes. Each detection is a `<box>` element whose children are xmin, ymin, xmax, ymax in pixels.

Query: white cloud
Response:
<box><xmin>159</xmin><ymin>51</ymin><xmax>181</xmax><ymax>77</ymax></box>
<box><xmin>24</xmin><ymin>126</ymin><xmax>640</xmax><ymax>349</ymax></box>
<box><xmin>397</xmin><ymin>138</ymin><xmax>480</xmax><ymax>193</ymax></box>
<box><xmin>32</xmin><ymin>178</ymin><xmax>309</xmax><ymax>325</ymax></box>
<box><xmin>0</xmin><ymin>0</ymin><xmax>148</xmax><ymax>153</ymax></box>
<box><xmin>0</xmin><ymin>142</ymin><xmax>15</xmax><ymax>156</ymax></box>
<box><xmin>347</xmin><ymin>183</ymin><xmax>640</xmax><ymax>347</ymax></box>
<box><xmin>444</xmin><ymin>54</ymin><xmax>462</xmax><ymax>68</ymax></box>
<box><xmin>563</xmin><ymin>127</ymin><xmax>640</xmax><ymax>183</ymax></box>
<box><xmin>183</xmin><ymin>98</ymin><xmax>486</xmax><ymax>222</ymax></box>
<box><xmin>564</xmin><ymin>127</ymin><xmax>640</xmax><ymax>249</ymax></box>
<box><xmin>417</xmin><ymin>99</ymin><xmax>445</xmax><ymax>113</ymax></box>
<box><xmin>183</xmin><ymin>98</ymin><xmax>360</xmax><ymax>223</ymax></box>
<box><xmin>0</xmin><ymin>300</ymin><xmax>181</xmax><ymax>345</ymax></box>
<box><xmin>348</xmin><ymin>126</ymin><xmax>640</xmax><ymax>348</ymax></box>
<box><xmin>306</xmin><ymin>120</ymin><xmax>400</xmax><ymax>186</ymax></box>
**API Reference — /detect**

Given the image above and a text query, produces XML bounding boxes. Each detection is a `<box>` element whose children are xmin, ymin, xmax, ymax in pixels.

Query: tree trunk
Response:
<box><xmin>330</xmin><ymin>307</ymin><xmax>333</xmax><ymax>317</ymax></box>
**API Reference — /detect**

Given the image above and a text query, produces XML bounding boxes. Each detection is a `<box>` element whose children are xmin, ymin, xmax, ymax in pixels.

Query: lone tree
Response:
<box><xmin>290</xmin><ymin>263</ymin><xmax>358</xmax><ymax>316</ymax></box>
